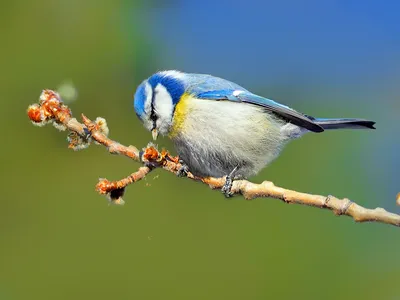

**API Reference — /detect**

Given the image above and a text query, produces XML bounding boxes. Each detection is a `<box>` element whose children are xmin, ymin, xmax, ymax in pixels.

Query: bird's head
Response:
<box><xmin>133</xmin><ymin>71</ymin><xmax>185</xmax><ymax>140</ymax></box>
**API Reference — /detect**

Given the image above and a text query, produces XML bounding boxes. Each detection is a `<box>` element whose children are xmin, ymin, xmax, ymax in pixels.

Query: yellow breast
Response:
<box><xmin>169</xmin><ymin>93</ymin><xmax>192</xmax><ymax>138</ymax></box>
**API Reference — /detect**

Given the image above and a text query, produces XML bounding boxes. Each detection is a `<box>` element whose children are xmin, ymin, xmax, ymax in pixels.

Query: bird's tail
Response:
<box><xmin>313</xmin><ymin>117</ymin><xmax>376</xmax><ymax>130</ymax></box>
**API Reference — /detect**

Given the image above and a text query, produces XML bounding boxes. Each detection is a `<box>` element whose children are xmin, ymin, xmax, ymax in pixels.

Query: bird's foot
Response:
<box><xmin>177</xmin><ymin>160</ymin><xmax>189</xmax><ymax>177</ymax></box>
<box><xmin>221</xmin><ymin>166</ymin><xmax>239</xmax><ymax>198</ymax></box>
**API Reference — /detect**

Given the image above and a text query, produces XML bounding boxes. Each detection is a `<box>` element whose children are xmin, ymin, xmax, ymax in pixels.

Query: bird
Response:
<box><xmin>133</xmin><ymin>70</ymin><xmax>375</xmax><ymax>195</ymax></box>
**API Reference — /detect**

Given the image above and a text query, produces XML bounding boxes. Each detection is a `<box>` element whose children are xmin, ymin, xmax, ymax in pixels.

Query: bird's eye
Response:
<box><xmin>150</xmin><ymin>111</ymin><xmax>157</xmax><ymax>122</ymax></box>
<box><xmin>149</xmin><ymin>87</ymin><xmax>158</xmax><ymax>128</ymax></box>
<box><xmin>149</xmin><ymin>110</ymin><xmax>158</xmax><ymax>130</ymax></box>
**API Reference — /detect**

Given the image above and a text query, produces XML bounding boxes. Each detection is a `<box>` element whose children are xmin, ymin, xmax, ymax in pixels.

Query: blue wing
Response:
<box><xmin>195</xmin><ymin>89</ymin><xmax>324</xmax><ymax>132</ymax></box>
<box><xmin>183</xmin><ymin>74</ymin><xmax>248</xmax><ymax>93</ymax></box>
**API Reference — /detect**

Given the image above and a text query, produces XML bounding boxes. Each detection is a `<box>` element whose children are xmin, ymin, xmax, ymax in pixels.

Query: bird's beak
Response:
<box><xmin>152</xmin><ymin>129</ymin><xmax>158</xmax><ymax>140</ymax></box>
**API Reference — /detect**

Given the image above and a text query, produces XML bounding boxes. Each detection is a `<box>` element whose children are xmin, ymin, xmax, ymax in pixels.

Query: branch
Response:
<box><xmin>27</xmin><ymin>90</ymin><xmax>400</xmax><ymax>227</ymax></box>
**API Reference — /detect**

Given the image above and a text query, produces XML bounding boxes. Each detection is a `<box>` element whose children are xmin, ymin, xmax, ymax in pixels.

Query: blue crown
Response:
<box><xmin>148</xmin><ymin>72</ymin><xmax>185</xmax><ymax>105</ymax></box>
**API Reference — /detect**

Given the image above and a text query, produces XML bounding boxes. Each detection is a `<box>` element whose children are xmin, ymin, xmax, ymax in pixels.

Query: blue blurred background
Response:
<box><xmin>1</xmin><ymin>0</ymin><xmax>399</xmax><ymax>299</ymax></box>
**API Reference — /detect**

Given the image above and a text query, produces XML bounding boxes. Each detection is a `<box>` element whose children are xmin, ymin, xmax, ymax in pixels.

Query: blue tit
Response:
<box><xmin>133</xmin><ymin>70</ymin><xmax>375</xmax><ymax>180</ymax></box>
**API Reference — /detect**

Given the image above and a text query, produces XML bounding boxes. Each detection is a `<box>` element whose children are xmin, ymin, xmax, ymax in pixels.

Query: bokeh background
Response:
<box><xmin>1</xmin><ymin>0</ymin><xmax>399</xmax><ymax>299</ymax></box>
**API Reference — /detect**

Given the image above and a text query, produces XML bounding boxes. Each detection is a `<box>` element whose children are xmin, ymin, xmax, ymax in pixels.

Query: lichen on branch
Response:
<box><xmin>27</xmin><ymin>89</ymin><xmax>400</xmax><ymax>227</ymax></box>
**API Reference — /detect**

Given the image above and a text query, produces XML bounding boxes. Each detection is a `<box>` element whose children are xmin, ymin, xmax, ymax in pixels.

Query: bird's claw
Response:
<box><xmin>177</xmin><ymin>160</ymin><xmax>189</xmax><ymax>177</ymax></box>
<box><xmin>221</xmin><ymin>166</ymin><xmax>239</xmax><ymax>198</ymax></box>
<box><xmin>222</xmin><ymin>175</ymin><xmax>234</xmax><ymax>198</ymax></box>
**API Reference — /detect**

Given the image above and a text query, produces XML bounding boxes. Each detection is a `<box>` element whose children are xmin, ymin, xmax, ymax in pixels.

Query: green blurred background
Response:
<box><xmin>1</xmin><ymin>0</ymin><xmax>399</xmax><ymax>299</ymax></box>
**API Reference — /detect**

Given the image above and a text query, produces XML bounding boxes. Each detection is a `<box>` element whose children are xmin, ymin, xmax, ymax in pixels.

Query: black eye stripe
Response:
<box><xmin>150</xmin><ymin>87</ymin><xmax>158</xmax><ymax>129</ymax></box>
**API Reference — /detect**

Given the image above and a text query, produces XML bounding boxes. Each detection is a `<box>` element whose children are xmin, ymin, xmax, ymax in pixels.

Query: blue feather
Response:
<box><xmin>195</xmin><ymin>89</ymin><xmax>239</xmax><ymax>101</ymax></box>
<box><xmin>148</xmin><ymin>73</ymin><xmax>185</xmax><ymax>105</ymax></box>
<box><xmin>133</xmin><ymin>82</ymin><xmax>146</xmax><ymax>118</ymax></box>
<box><xmin>195</xmin><ymin>89</ymin><xmax>324</xmax><ymax>132</ymax></box>
<box><xmin>184</xmin><ymin>74</ymin><xmax>247</xmax><ymax>94</ymax></box>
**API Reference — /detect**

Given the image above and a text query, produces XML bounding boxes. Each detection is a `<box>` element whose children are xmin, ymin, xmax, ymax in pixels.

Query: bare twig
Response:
<box><xmin>27</xmin><ymin>90</ymin><xmax>400</xmax><ymax>227</ymax></box>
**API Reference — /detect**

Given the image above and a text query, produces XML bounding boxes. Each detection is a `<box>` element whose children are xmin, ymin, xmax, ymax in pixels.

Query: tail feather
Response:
<box><xmin>313</xmin><ymin>118</ymin><xmax>376</xmax><ymax>130</ymax></box>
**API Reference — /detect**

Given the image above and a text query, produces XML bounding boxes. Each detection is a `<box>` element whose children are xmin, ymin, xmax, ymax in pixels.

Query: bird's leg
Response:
<box><xmin>161</xmin><ymin>152</ymin><xmax>188</xmax><ymax>177</ymax></box>
<box><xmin>177</xmin><ymin>160</ymin><xmax>190</xmax><ymax>177</ymax></box>
<box><xmin>221</xmin><ymin>166</ymin><xmax>239</xmax><ymax>198</ymax></box>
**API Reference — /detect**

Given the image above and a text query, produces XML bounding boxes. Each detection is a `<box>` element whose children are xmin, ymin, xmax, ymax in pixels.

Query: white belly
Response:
<box><xmin>170</xmin><ymin>97</ymin><xmax>296</xmax><ymax>178</ymax></box>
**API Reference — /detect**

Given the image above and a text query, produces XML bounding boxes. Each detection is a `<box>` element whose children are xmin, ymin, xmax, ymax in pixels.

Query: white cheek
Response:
<box><xmin>154</xmin><ymin>84</ymin><xmax>174</xmax><ymax>120</ymax></box>
<box><xmin>144</xmin><ymin>82</ymin><xmax>153</xmax><ymax>115</ymax></box>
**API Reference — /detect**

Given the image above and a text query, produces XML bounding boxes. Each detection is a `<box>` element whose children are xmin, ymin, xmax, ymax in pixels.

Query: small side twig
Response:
<box><xmin>27</xmin><ymin>89</ymin><xmax>400</xmax><ymax>227</ymax></box>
